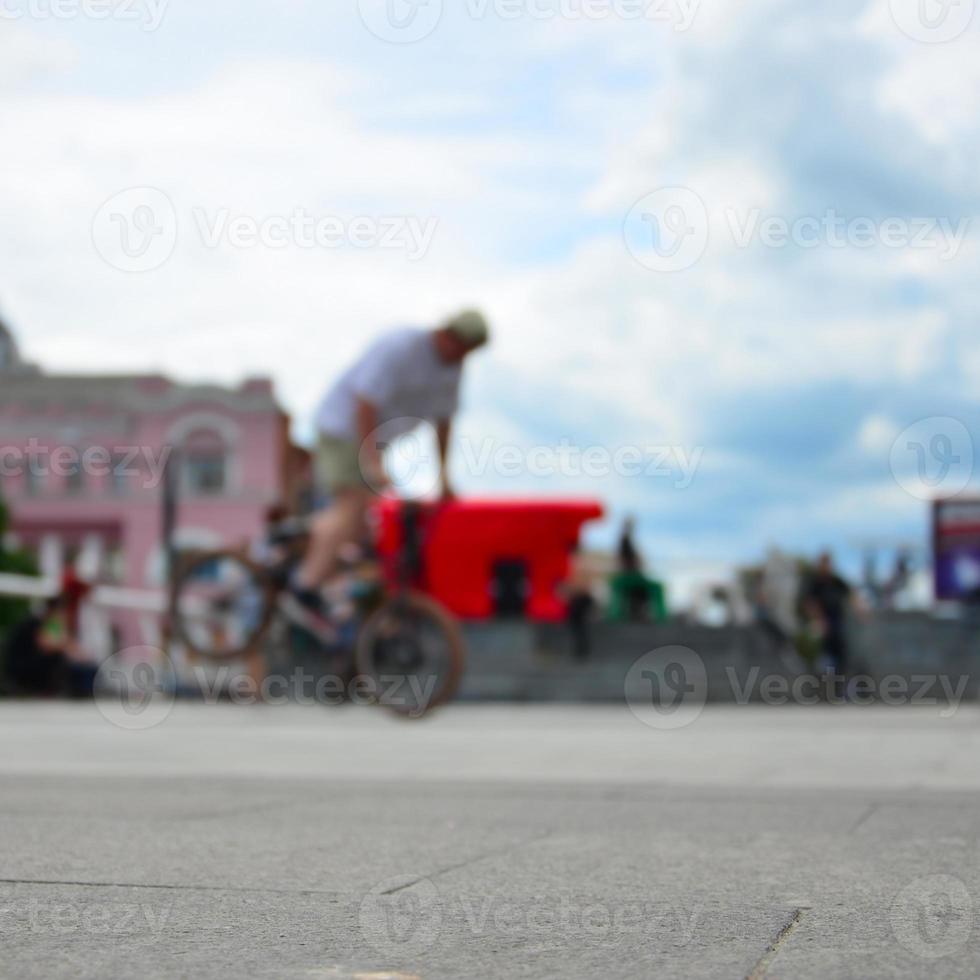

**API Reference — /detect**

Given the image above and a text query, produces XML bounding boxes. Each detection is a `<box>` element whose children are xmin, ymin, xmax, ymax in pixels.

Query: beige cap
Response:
<box><xmin>446</xmin><ymin>309</ymin><xmax>490</xmax><ymax>347</ymax></box>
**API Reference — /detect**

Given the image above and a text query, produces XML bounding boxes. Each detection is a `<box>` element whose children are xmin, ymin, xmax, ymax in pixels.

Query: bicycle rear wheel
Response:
<box><xmin>354</xmin><ymin>592</ymin><xmax>466</xmax><ymax>717</ymax></box>
<box><xmin>172</xmin><ymin>551</ymin><xmax>275</xmax><ymax>660</ymax></box>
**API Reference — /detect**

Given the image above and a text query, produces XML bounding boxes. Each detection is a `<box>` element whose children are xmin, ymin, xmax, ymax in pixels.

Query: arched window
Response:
<box><xmin>182</xmin><ymin>429</ymin><xmax>227</xmax><ymax>495</ymax></box>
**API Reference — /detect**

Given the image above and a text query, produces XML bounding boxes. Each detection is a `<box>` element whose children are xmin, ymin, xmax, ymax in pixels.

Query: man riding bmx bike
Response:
<box><xmin>287</xmin><ymin>309</ymin><xmax>491</xmax><ymax>624</ymax></box>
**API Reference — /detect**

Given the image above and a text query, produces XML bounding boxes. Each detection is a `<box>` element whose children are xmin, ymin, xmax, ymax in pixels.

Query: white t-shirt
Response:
<box><xmin>316</xmin><ymin>328</ymin><xmax>461</xmax><ymax>441</ymax></box>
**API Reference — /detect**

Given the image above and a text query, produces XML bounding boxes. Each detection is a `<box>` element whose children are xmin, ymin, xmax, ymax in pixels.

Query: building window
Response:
<box><xmin>24</xmin><ymin>459</ymin><xmax>43</xmax><ymax>497</ymax></box>
<box><xmin>111</xmin><ymin>454</ymin><xmax>133</xmax><ymax>495</ymax></box>
<box><xmin>183</xmin><ymin>430</ymin><xmax>227</xmax><ymax>496</ymax></box>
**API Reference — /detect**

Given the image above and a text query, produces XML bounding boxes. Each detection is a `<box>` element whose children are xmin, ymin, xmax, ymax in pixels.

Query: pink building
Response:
<box><xmin>0</xmin><ymin>318</ymin><xmax>306</xmax><ymax>650</ymax></box>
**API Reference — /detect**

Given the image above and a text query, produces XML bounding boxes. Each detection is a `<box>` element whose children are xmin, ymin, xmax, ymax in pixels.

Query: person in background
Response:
<box><xmin>882</xmin><ymin>549</ymin><xmax>912</xmax><ymax>610</ymax></box>
<box><xmin>1</xmin><ymin>596</ymin><xmax>81</xmax><ymax>697</ymax></box>
<box><xmin>802</xmin><ymin>552</ymin><xmax>854</xmax><ymax>677</ymax></box>
<box><xmin>291</xmin><ymin>310</ymin><xmax>490</xmax><ymax>622</ymax></box>
<box><xmin>618</xmin><ymin>516</ymin><xmax>642</xmax><ymax>576</ymax></box>
<box><xmin>609</xmin><ymin>517</ymin><xmax>667</xmax><ymax>623</ymax></box>
<box><xmin>563</xmin><ymin>547</ymin><xmax>598</xmax><ymax>660</ymax></box>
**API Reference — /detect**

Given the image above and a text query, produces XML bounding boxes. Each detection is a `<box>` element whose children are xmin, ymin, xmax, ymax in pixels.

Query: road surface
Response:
<box><xmin>1</xmin><ymin>702</ymin><xmax>978</xmax><ymax>978</ymax></box>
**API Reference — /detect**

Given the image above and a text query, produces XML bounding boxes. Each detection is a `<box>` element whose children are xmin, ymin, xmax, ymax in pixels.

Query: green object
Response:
<box><xmin>41</xmin><ymin>617</ymin><xmax>66</xmax><ymax>644</ymax></box>
<box><xmin>0</xmin><ymin>495</ymin><xmax>37</xmax><ymax>642</ymax></box>
<box><xmin>608</xmin><ymin>571</ymin><xmax>667</xmax><ymax>622</ymax></box>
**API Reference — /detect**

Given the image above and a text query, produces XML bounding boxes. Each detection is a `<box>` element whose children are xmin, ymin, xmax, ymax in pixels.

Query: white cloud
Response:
<box><xmin>857</xmin><ymin>413</ymin><xmax>900</xmax><ymax>454</ymax></box>
<box><xmin>0</xmin><ymin>23</ymin><xmax>77</xmax><ymax>83</ymax></box>
<box><xmin>2</xmin><ymin>1</ymin><xmax>977</xmax><ymax>571</ymax></box>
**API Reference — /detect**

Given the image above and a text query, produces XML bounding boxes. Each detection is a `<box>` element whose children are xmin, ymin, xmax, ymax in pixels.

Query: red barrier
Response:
<box><xmin>375</xmin><ymin>498</ymin><xmax>604</xmax><ymax>622</ymax></box>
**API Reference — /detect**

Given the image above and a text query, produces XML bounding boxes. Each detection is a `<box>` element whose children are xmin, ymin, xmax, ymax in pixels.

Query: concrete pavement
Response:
<box><xmin>1</xmin><ymin>702</ymin><xmax>978</xmax><ymax>978</ymax></box>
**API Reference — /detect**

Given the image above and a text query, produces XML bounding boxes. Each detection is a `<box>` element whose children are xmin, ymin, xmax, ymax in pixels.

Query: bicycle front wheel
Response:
<box><xmin>172</xmin><ymin>551</ymin><xmax>275</xmax><ymax>660</ymax></box>
<box><xmin>354</xmin><ymin>592</ymin><xmax>466</xmax><ymax>717</ymax></box>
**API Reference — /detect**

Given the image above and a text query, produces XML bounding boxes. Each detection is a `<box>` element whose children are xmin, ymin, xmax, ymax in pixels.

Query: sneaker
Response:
<box><xmin>281</xmin><ymin>586</ymin><xmax>337</xmax><ymax>645</ymax></box>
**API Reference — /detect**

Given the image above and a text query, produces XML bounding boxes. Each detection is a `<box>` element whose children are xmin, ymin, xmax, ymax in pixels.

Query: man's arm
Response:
<box><xmin>436</xmin><ymin>417</ymin><xmax>454</xmax><ymax>499</ymax></box>
<box><xmin>355</xmin><ymin>397</ymin><xmax>387</xmax><ymax>489</ymax></box>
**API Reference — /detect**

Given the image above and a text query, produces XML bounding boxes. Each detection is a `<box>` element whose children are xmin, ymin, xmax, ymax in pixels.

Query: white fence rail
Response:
<box><xmin>0</xmin><ymin>573</ymin><xmax>197</xmax><ymax>616</ymax></box>
<box><xmin>0</xmin><ymin>573</ymin><xmax>60</xmax><ymax>600</ymax></box>
<box><xmin>0</xmin><ymin>571</ymin><xmax>223</xmax><ymax>667</ymax></box>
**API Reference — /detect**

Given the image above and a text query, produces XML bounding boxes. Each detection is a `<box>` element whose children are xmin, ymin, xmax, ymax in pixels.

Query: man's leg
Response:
<box><xmin>296</xmin><ymin>434</ymin><xmax>373</xmax><ymax>595</ymax></box>
<box><xmin>821</xmin><ymin>629</ymin><xmax>847</xmax><ymax>701</ymax></box>
<box><xmin>568</xmin><ymin>594</ymin><xmax>594</xmax><ymax>660</ymax></box>
<box><xmin>295</xmin><ymin>488</ymin><xmax>369</xmax><ymax>590</ymax></box>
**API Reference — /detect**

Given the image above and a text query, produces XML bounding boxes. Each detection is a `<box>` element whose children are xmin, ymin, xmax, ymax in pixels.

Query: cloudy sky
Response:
<box><xmin>1</xmin><ymin>0</ymin><xmax>978</xmax><ymax>586</ymax></box>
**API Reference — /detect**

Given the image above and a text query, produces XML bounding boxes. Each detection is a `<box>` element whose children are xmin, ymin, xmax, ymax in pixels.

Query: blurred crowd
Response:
<box><xmin>0</xmin><ymin>570</ymin><xmax>97</xmax><ymax>699</ymax></box>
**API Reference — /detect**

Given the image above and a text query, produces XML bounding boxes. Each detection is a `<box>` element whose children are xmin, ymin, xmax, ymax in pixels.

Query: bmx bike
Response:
<box><xmin>169</xmin><ymin>502</ymin><xmax>466</xmax><ymax>717</ymax></box>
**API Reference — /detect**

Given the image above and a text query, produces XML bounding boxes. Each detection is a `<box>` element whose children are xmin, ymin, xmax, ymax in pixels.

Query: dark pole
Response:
<box><xmin>162</xmin><ymin>447</ymin><xmax>180</xmax><ymax>635</ymax></box>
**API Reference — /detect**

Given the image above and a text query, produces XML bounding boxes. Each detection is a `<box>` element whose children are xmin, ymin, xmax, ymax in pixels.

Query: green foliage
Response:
<box><xmin>0</xmin><ymin>495</ymin><xmax>37</xmax><ymax>637</ymax></box>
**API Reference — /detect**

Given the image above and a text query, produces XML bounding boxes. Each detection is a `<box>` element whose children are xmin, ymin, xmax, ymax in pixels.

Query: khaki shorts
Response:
<box><xmin>315</xmin><ymin>435</ymin><xmax>367</xmax><ymax>495</ymax></box>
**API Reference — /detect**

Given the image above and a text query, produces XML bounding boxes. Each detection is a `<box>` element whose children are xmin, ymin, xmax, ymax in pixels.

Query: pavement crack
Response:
<box><xmin>848</xmin><ymin>803</ymin><xmax>879</xmax><ymax>834</ymax></box>
<box><xmin>746</xmin><ymin>906</ymin><xmax>809</xmax><ymax>980</ymax></box>
<box><xmin>382</xmin><ymin>829</ymin><xmax>555</xmax><ymax>895</ymax></box>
